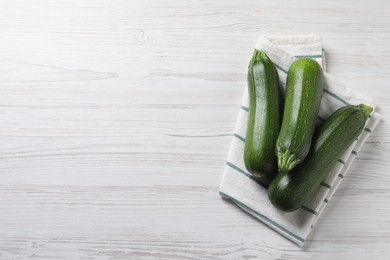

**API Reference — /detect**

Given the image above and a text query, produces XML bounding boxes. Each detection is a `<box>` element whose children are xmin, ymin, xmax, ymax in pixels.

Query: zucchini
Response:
<box><xmin>268</xmin><ymin>104</ymin><xmax>373</xmax><ymax>212</ymax></box>
<box><xmin>276</xmin><ymin>58</ymin><xmax>324</xmax><ymax>172</ymax></box>
<box><xmin>244</xmin><ymin>50</ymin><xmax>281</xmax><ymax>178</ymax></box>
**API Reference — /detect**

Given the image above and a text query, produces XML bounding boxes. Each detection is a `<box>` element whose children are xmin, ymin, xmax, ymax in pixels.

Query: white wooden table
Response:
<box><xmin>0</xmin><ymin>1</ymin><xmax>389</xmax><ymax>259</ymax></box>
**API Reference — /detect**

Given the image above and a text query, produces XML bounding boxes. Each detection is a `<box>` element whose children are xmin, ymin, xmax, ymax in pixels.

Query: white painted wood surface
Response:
<box><xmin>0</xmin><ymin>0</ymin><xmax>389</xmax><ymax>259</ymax></box>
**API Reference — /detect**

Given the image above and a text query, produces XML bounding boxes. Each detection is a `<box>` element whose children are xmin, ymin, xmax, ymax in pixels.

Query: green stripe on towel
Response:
<box><xmin>364</xmin><ymin>128</ymin><xmax>372</xmax><ymax>133</ymax></box>
<box><xmin>240</xmin><ymin>106</ymin><xmax>249</xmax><ymax>112</ymax></box>
<box><xmin>225</xmin><ymin>161</ymin><xmax>268</xmax><ymax>189</ymax></box>
<box><xmin>323</xmin><ymin>88</ymin><xmax>351</xmax><ymax>105</ymax></box>
<box><xmin>338</xmin><ymin>159</ymin><xmax>346</xmax><ymax>165</ymax></box>
<box><xmin>219</xmin><ymin>191</ymin><xmax>305</xmax><ymax>243</ymax></box>
<box><xmin>321</xmin><ymin>182</ymin><xmax>331</xmax><ymax>189</ymax></box>
<box><xmin>275</xmin><ymin>64</ymin><xmax>288</xmax><ymax>74</ymax></box>
<box><xmin>240</xmin><ymin>105</ymin><xmax>249</xmax><ymax>112</ymax></box>
<box><xmin>301</xmin><ymin>205</ymin><xmax>318</xmax><ymax>215</ymax></box>
<box><xmin>233</xmin><ymin>133</ymin><xmax>245</xmax><ymax>142</ymax></box>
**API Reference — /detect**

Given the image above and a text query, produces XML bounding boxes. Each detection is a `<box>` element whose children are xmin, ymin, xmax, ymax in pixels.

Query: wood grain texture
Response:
<box><xmin>0</xmin><ymin>0</ymin><xmax>389</xmax><ymax>259</ymax></box>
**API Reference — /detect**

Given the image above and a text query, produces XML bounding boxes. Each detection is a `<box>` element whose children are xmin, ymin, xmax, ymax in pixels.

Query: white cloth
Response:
<box><xmin>219</xmin><ymin>35</ymin><xmax>381</xmax><ymax>246</ymax></box>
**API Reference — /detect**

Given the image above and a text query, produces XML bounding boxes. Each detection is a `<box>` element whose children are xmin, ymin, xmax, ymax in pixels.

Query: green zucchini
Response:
<box><xmin>268</xmin><ymin>104</ymin><xmax>373</xmax><ymax>212</ymax></box>
<box><xmin>276</xmin><ymin>58</ymin><xmax>324</xmax><ymax>172</ymax></box>
<box><xmin>244</xmin><ymin>50</ymin><xmax>281</xmax><ymax>178</ymax></box>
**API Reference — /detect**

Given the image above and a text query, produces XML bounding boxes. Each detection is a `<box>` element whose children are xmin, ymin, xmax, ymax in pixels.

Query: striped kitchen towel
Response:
<box><xmin>219</xmin><ymin>35</ymin><xmax>381</xmax><ymax>246</ymax></box>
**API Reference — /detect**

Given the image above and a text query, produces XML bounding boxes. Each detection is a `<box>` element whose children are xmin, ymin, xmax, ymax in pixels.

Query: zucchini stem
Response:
<box><xmin>277</xmin><ymin>150</ymin><xmax>300</xmax><ymax>172</ymax></box>
<box><xmin>357</xmin><ymin>104</ymin><xmax>373</xmax><ymax>119</ymax></box>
